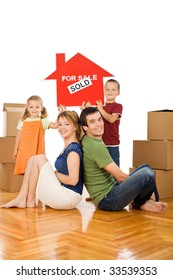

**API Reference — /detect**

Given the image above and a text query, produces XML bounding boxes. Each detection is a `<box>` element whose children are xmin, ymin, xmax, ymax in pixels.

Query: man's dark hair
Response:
<box><xmin>79</xmin><ymin>107</ymin><xmax>99</xmax><ymax>126</ymax></box>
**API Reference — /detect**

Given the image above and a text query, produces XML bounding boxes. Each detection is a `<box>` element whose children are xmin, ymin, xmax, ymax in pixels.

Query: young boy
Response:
<box><xmin>96</xmin><ymin>79</ymin><xmax>123</xmax><ymax>166</ymax></box>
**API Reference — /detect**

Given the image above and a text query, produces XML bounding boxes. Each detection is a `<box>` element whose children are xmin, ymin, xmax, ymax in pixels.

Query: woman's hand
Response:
<box><xmin>58</xmin><ymin>105</ymin><xmax>66</xmax><ymax>113</ymax></box>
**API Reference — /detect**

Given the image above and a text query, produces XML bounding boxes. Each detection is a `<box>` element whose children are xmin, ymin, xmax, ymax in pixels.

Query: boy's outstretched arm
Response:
<box><xmin>96</xmin><ymin>100</ymin><xmax>120</xmax><ymax>123</ymax></box>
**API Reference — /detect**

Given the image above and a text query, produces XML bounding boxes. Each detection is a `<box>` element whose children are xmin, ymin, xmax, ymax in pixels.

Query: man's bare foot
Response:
<box><xmin>150</xmin><ymin>192</ymin><xmax>156</xmax><ymax>201</ymax></box>
<box><xmin>0</xmin><ymin>198</ymin><xmax>26</xmax><ymax>208</ymax></box>
<box><xmin>140</xmin><ymin>200</ymin><xmax>168</xmax><ymax>213</ymax></box>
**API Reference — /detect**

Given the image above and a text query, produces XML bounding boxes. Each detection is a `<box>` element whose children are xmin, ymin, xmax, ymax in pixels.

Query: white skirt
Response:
<box><xmin>36</xmin><ymin>161</ymin><xmax>82</xmax><ymax>209</ymax></box>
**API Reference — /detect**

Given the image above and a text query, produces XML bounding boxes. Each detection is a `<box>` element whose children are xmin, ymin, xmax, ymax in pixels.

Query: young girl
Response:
<box><xmin>13</xmin><ymin>95</ymin><xmax>58</xmax><ymax>175</ymax></box>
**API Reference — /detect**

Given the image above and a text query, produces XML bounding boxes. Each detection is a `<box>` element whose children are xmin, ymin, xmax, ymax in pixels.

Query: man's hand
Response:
<box><xmin>80</xmin><ymin>101</ymin><xmax>91</xmax><ymax>111</ymax></box>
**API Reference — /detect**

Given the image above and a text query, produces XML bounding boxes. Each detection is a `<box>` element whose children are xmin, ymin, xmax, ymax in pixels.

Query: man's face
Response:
<box><xmin>83</xmin><ymin>111</ymin><xmax>104</xmax><ymax>138</ymax></box>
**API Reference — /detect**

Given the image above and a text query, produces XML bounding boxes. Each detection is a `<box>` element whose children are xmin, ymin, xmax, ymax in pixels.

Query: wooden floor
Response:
<box><xmin>0</xmin><ymin>190</ymin><xmax>173</xmax><ymax>260</ymax></box>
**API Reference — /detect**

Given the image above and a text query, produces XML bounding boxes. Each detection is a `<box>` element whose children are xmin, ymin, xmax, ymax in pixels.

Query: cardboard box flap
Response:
<box><xmin>2</xmin><ymin>103</ymin><xmax>26</xmax><ymax>136</ymax></box>
<box><xmin>3</xmin><ymin>103</ymin><xmax>26</xmax><ymax>112</ymax></box>
<box><xmin>148</xmin><ymin>109</ymin><xmax>173</xmax><ymax>113</ymax></box>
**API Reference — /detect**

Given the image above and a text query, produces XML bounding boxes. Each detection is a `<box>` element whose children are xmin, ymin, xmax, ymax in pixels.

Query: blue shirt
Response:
<box><xmin>54</xmin><ymin>142</ymin><xmax>83</xmax><ymax>195</ymax></box>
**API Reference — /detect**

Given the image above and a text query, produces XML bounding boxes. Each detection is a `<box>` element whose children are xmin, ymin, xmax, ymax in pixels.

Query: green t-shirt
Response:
<box><xmin>82</xmin><ymin>135</ymin><xmax>116</xmax><ymax>205</ymax></box>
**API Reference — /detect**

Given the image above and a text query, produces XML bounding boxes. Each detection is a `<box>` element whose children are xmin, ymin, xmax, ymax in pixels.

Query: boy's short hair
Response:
<box><xmin>105</xmin><ymin>79</ymin><xmax>120</xmax><ymax>91</ymax></box>
<box><xmin>80</xmin><ymin>107</ymin><xmax>99</xmax><ymax>126</ymax></box>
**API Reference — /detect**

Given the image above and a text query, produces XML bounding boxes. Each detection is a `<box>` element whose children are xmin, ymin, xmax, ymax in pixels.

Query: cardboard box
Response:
<box><xmin>0</xmin><ymin>137</ymin><xmax>16</xmax><ymax>163</ymax></box>
<box><xmin>0</xmin><ymin>163</ymin><xmax>23</xmax><ymax>192</ymax></box>
<box><xmin>129</xmin><ymin>167</ymin><xmax>173</xmax><ymax>199</ymax></box>
<box><xmin>133</xmin><ymin>140</ymin><xmax>173</xmax><ymax>170</ymax></box>
<box><xmin>148</xmin><ymin>110</ymin><xmax>173</xmax><ymax>140</ymax></box>
<box><xmin>3</xmin><ymin>103</ymin><xmax>25</xmax><ymax>136</ymax></box>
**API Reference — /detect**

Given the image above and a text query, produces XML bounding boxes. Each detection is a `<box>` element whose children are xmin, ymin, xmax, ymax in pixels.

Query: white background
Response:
<box><xmin>0</xmin><ymin>0</ymin><xmax>173</xmax><ymax>273</ymax></box>
<box><xmin>0</xmin><ymin>0</ymin><xmax>173</xmax><ymax>173</ymax></box>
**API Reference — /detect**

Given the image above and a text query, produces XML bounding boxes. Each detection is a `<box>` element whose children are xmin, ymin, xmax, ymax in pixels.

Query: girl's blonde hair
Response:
<box><xmin>57</xmin><ymin>111</ymin><xmax>83</xmax><ymax>142</ymax></box>
<box><xmin>21</xmin><ymin>95</ymin><xmax>48</xmax><ymax>121</ymax></box>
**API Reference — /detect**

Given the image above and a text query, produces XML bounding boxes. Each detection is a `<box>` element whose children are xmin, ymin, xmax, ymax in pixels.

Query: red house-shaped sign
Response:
<box><xmin>45</xmin><ymin>53</ymin><xmax>114</xmax><ymax>106</ymax></box>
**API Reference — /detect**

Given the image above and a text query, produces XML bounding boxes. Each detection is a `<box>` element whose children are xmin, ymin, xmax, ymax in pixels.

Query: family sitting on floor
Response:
<box><xmin>0</xmin><ymin>101</ymin><xmax>167</xmax><ymax>214</ymax></box>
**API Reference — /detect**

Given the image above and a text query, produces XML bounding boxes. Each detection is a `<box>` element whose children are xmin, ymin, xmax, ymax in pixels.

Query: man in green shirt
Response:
<box><xmin>80</xmin><ymin>107</ymin><xmax>167</xmax><ymax>213</ymax></box>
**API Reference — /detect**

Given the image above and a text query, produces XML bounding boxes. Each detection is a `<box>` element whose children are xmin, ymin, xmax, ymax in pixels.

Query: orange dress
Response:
<box><xmin>14</xmin><ymin>120</ymin><xmax>45</xmax><ymax>175</ymax></box>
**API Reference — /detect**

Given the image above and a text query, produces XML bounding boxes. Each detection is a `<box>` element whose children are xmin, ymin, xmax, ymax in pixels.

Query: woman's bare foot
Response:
<box><xmin>140</xmin><ymin>199</ymin><xmax>168</xmax><ymax>213</ymax></box>
<box><xmin>26</xmin><ymin>200</ymin><xmax>36</xmax><ymax>208</ymax></box>
<box><xmin>0</xmin><ymin>198</ymin><xmax>26</xmax><ymax>208</ymax></box>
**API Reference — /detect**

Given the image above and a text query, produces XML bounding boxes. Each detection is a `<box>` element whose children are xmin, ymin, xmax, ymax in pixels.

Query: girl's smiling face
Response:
<box><xmin>27</xmin><ymin>100</ymin><xmax>42</xmax><ymax>118</ymax></box>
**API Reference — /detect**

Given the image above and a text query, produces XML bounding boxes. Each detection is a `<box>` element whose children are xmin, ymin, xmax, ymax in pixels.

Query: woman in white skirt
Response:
<box><xmin>0</xmin><ymin>110</ymin><xmax>84</xmax><ymax>210</ymax></box>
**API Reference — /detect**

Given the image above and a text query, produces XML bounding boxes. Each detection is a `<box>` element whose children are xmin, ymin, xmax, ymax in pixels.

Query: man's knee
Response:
<box><xmin>144</xmin><ymin>165</ymin><xmax>155</xmax><ymax>180</ymax></box>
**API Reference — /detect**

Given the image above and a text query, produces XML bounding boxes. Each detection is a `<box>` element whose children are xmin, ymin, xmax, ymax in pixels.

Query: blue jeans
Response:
<box><xmin>107</xmin><ymin>146</ymin><xmax>120</xmax><ymax>166</ymax></box>
<box><xmin>98</xmin><ymin>164</ymin><xmax>159</xmax><ymax>211</ymax></box>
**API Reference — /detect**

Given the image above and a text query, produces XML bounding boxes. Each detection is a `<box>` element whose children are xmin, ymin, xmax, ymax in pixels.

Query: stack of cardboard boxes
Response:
<box><xmin>131</xmin><ymin>110</ymin><xmax>173</xmax><ymax>199</ymax></box>
<box><xmin>0</xmin><ymin>103</ymin><xmax>25</xmax><ymax>192</ymax></box>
